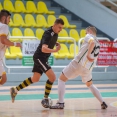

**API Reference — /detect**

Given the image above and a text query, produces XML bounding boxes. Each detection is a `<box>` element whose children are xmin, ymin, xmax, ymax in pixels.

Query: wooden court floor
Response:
<box><xmin>0</xmin><ymin>84</ymin><xmax>117</xmax><ymax>117</ymax></box>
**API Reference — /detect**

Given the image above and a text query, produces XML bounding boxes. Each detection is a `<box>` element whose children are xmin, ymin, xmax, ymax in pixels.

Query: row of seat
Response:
<box><xmin>5</xmin><ymin>44</ymin><xmax>79</xmax><ymax>59</ymax></box>
<box><xmin>0</xmin><ymin>1</ymin><xmax>55</xmax><ymax>14</ymax></box>
<box><xmin>9</xmin><ymin>28</ymin><xmax>86</xmax><ymax>42</ymax></box>
<box><xmin>9</xmin><ymin>14</ymin><xmax>76</xmax><ymax>29</ymax></box>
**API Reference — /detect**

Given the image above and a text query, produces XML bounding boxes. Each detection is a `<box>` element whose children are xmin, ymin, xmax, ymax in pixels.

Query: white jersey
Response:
<box><xmin>74</xmin><ymin>34</ymin><xmax>100</xmax><ymax>70</ymax></box>
<box><xmin>0</xmin><ymin>22</ymin><xmax>9</xmax><ymax>60</ymax></box>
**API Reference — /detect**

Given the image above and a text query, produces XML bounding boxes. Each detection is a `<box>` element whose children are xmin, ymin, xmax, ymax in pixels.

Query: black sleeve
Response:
<box><xmin>42</xmin><ymin>31</ymin><xmax>51</xmax><ymax>45</ymax></box>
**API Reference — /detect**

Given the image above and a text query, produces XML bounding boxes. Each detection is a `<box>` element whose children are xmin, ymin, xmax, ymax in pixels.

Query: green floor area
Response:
<box><xmin>0</xmin><ymin>92</ymin><xmax>117</xmax><ymax>101</ymax></box>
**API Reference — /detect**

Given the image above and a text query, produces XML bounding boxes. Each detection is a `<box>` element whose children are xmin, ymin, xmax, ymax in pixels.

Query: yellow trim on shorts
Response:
<box><xmin>0</xmin><ymin>34</ymin><xmax>7</xmax><ymax>36</ymax></box>
<box><xmin>83</xmin><ymin>59</ymin><xmax>89</xmax><ymax>67</ymax></box>
<box><xmin>88</xmin><ymin>38</ymin><xmax>94</xmax><ymax>43</ymax></box>
<box><xmin>2</xmin><ymin>72</ymin><xmax>6</xmax><ymax>75</ymax></box>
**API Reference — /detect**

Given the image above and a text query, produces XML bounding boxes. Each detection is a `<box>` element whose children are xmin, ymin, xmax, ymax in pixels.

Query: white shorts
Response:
<box><xmin>0</xmin><ymin>60</ymin><xmax>5</xmax><ymax>76</ymax></box>
<box><xmin>63</xmin><ymin>60</ymin><xmax>92</xmax><ymax>83</ymax></box>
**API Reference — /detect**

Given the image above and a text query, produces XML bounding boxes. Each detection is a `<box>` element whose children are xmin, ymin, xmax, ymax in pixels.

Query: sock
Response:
<box><xmin>44</xmin><ymin>80</ymin><xmax>53</xmax><ymax>98</ymax></box>
<box><xmin>58</xmin><ymin>79</ymin><xmax>65</xmax><ymax>103</ymax></box>
<box><xmin>16</xmin><ymin>77</ymin><xmax>33</xmax><ymax>91</ymax></box>
<box><xmin>89</xmin><ymin>84</ymin><xmax>103</xmax><ymax>104</ymax></box>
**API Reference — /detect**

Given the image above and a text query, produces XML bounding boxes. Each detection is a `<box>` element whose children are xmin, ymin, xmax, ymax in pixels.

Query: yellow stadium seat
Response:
<box><xmin>25</xmin><ymin>14</ymin><xmax>39</xmax><ymax>27</ymax></box>
<box><xmin>0</xmin><ymin>3</ymin><xmax>3</xmax><ymax>11</ymax></box>
<box><xmin>26</xmin><ymin>1</ymin><xmax>39</xmax><ymax>13</ymax></box>
<box><xmin>55</xmin><ymin>44</ymin><xmax>73</xmax><ymax>59</ymax></box>
<box><xmin>5</xmin><ymin>48</ymin><xmax>17</xmax><ymax>59</ymax></box>
<box><xmin>80</xmin><ymin>29</ymin><xmax>86</xmax><ymax>38</ymax></box>
<box><xmin>9</xmin><ymin>46</ymin><xmax>22</xmax><ymax>59</ymax></box>
<box><xmin>47</xmin><ymin>15</ymin><xmax>56</xmax><ymax>27</ymax></box>
<box><xmin>36</xmin><ymin>28</ymin><xmax>44</xmax><ymax>40</ymax></box>
<box><xmin>8</xmin><ymin>18</ymin><xmax>18</xmax><ymax>27</ymax></box>
<box><xmin>36</xmin><ymin>15</ymin><xmax>48</xmax><ymax>28</ymax></box>
<box><xmin>37</xmin><ymin>1</ymin><xmax>55</xmax><ymax>14</ymax></box>
<box><xmin>69</xmin><ymin>44</ymin><xmax>79</xmax><ymax>58</ymax></box>
<box><xmin>15</xmin><ymin>1</ymin><xmax>31</xmax><ymax>13</ymax></box>
<box><xmin>13</xmin><ymin>14</ymin><xmax>28</xmax><ymax>27</ymax></box>
<box><xmin>69</xmin><ymin>29</ymin><xmax>80</xmax><ymax>43</ymax></box>
<box><xmin>58</xmin><ymin>29</ymin><xmax>68</xmax><ymax>43</ymax></box>
<box><xmin>3</xmin><ymin>0</ymin><xmax>16</xmax><ymax>12</ymax></box>
<box><xmin>11</xmin><ymin>28</ymin><xmax>23</xmax><ymax>42</ymax></box>
<box><xmin>24</xmin><ymin>28</ymin><xmax>35</xmax><ymax>37</ymax></box>
<box><xmin>59</xmin><ymin>15</ymin><xmax>76</xmax><ymax>28</ymax></box>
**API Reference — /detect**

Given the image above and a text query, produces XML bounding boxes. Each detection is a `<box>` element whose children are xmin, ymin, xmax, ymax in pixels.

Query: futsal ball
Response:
<box><xmin>41</xmin><ymin>97</ymin><xmax>53</xmax><ymax>108</ymax></box>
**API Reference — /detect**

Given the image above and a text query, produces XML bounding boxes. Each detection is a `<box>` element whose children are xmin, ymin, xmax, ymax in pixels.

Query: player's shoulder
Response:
<box><xmin>0</xmin><ymin>23</ymin><xmax>8</xmax><ymax>29</ymax></box>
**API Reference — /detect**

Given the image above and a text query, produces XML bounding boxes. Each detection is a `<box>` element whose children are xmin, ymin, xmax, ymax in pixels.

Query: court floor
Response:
<box><xmin>0</xmin><ymin>84</ymin><xmax>117</xmax><ymax>117</ymax></box>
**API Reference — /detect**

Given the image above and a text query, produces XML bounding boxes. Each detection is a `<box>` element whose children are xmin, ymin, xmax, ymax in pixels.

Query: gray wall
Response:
<box><xmin>54</xmin><ymin>0</ymin><xmax>117</xmax><ymax>39</ymax></box>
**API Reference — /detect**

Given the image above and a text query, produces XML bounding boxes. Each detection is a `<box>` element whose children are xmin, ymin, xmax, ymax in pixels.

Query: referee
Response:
<box><xmin>10</xmin><ymin>18</ymin><xmax>64</xmax><ymax>108</ymax></box>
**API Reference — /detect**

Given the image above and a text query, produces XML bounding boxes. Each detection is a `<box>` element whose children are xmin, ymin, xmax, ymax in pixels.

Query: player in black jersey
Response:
<box><xmin>10</xmin><ymin>18</ymin><xmax>64</xmax><ymax>108</ymax></box>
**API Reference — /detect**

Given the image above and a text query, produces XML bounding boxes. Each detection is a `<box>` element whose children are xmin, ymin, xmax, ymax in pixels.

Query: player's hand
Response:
<box><xmin>87</xmin><ymin>55</ymin><xmax>94</xmax><ymax>62</ymax></box>
<box><xmin>15</xmin><ymin>42</ymin><xmax>22</xmax><ymax>48</ymax></box>
<box><xmin>55</xmin><ymin>42</ymin><xmax>61</xmax><ymax>52</ymax></box>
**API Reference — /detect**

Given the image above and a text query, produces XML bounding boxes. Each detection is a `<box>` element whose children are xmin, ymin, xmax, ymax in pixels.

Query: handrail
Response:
<box><xmin>106</xmin><ymin>0</ymin><xmax>117</xmax><ymax>8</ymax></box>
<box><xmin>4</xmin><ymin>36</ymin><xmax>76</xmax><ymax>73</ymax></box>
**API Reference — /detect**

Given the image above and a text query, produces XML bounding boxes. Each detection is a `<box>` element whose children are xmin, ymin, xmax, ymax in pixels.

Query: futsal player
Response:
<box><xmin>50</xmin><ymin>26</ymin><xmax>108</xmax><ymax>109</ymax></box>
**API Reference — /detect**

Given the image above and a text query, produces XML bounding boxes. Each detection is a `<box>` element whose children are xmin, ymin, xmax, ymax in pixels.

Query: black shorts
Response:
<box><xmin>32</xmin><ymin>58</ymin><xmax>51</xmax><ymax>75</ymax></box>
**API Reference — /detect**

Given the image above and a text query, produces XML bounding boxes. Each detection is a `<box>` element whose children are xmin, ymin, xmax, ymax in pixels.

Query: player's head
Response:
<box><xmin>0</xmin><ymin>9</ymin><xmax>11</xmax><ymax>25</ymax></box>
<box><xmin>52</xmin><ymin>18</ymin><xmax>64</xmax><ymax>34</ymax></box>
<box><xmin>86</xmin><ymin>26</ymin><xmax>97</xmax><ymax>36</ymax></box>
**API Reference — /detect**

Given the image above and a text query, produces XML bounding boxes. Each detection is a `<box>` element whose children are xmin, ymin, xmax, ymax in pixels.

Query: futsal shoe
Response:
<box><xmin>101</xmin><ymin>102</ymin><xmax>108</xmax><ymax>109</ymax></box>
<box><xmin>50</xmin><ymin>102</ymin><xmax>64</xmax><ymax>109</ymax></box>
<box><xmin>10</xmin><ymin>87</ymin><xmax>17</xmax><ymax>103</ymax></box>
<box><xmin>41</xmin><ymin>98</ymin><xmax>50</xmax><ymax>108</ymax></box>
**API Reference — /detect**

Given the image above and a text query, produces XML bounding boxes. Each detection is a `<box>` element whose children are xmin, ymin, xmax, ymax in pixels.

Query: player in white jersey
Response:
<box><xmin>50</xmin><ymin>26</ymin><xmax>108</xmax><ymax>109</ymax></box>
<box><xmin>0</xmin><ymin>9</ymin><xmax>21</xmax><ymax>85</ymax></box>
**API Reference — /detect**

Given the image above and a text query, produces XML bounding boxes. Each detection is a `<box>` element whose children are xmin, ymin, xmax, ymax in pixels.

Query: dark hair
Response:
<box><xmin>0</xmin><ymin>9</ymin><xmax>11</xmax><ymax>20</ymax></box>
<box><xmin>54</xmin><ymin>18</ymin><xmax>64</xmax><ymax>25</ymax></box>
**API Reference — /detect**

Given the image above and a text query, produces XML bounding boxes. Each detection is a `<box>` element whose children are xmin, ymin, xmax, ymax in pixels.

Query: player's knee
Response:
<box><xmin>86</xmin><ymin>80</ymin><xmax>93</xmax><ymax>87</ymax></box>
<box><xmin>31</xmin><ymin>76</ymin><xmax>40</xmax><ymax>83</ymax></box>
<box><xmin>49</xmin><ymin>76</ymin><xmax>56</xmax><ymax>83</ymax></box>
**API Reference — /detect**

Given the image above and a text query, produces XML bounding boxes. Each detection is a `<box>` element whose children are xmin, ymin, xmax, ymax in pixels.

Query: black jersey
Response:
<box><xmin>33</xmin><ymin>27</ymin><xmax>58</xmax><ymax>59</ymax></box>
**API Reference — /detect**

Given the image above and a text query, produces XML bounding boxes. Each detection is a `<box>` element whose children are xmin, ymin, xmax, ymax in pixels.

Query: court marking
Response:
<box><xmin>0</xmin><ymin>92</ymin><xmax>117</xmax><ymax>101</ymax></box>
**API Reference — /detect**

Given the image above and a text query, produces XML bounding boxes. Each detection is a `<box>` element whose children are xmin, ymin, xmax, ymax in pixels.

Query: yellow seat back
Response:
<box><xmin>80</xmin><ymin>29</ymin><xmax>86</xmax><ymax>38</ymax></box>
<box><xmin>47</xmin><ymin>15</ymin><xmax>56</xmax><ymax>26</ymax></box>
<box><xmin>0</xmin><ymin>3</ymin><xmax>3</xmax><ymax>11</ymax></box>
<box><xmin>58</xmin><ymin>44</ymin><xmax>69</xmax><ymax>54</ymax></box>
<box><xmin>26</xmin><ymin>1</ymin><xmax>38</xmax><ymax>13</ymax></box>
<box><xmin>15</xmin><ymin>1</ymin><xmax>26</xmax><ymax>12</ymax></box>
<box><xmin>4</xmin><ymin>0</ymin><xmax>15</xmax><ymax>12</ymax></box>
<box><xmin>36</xmin><ymin>15</ymin><xmax>48</xmax><ymax>27</ymax></box>
<box><xmin>58</xmin><ymin>29</ymin><xmax>68</xmax><ymax>37</ymax></box>
<box><xmin>13</xmin><ymin>14</ymin><xmax>25</xmax><ymax>25</ymax></box>
<box><xmin>69</xmin><ymin>29</ymin><xmax>80</xmax><ymax>42</ymax></box>
<box><xmin>59</xmin><ymin>15</ymin><xmax>69</xmax><ymax>27</ymax></box>
<box><xmin>24</xmin><ymin>28</ymin><xmax>35</xmax><ymax>36</ymax></box>
<box><xmin>25</xmin><ymin>14</ymin><xmax>36</xmax><ymax>26</ymax></box>
<box><xmin>37</xmin><ymin>1</ymin><xmax>48</xmax><ymax>13</ymax></box>
<box><xmin>69</xmin><ymin>44</ymin><xmax>79</xmax><ymax>55</ymax></box>
<box><xmin>12</xmin><ymin>28</ymin><xmax>23</xmax><ymax>36</ymax></box>
<box><xmin>36</xmin><ymin>28</ymin><xmax>44</xmax><ymax>40</ymax></box>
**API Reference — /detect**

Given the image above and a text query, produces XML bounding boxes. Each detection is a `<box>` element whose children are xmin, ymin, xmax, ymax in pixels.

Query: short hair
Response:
<box><xmin>54</xmin><ymin>18</ymin><xmax>64</xmax><ymax>25</ymax></box>
<box><xmin>86</xmin><ymin>26</ymin><xmax>97</xmax><ymax>34</ymax></box>
<box><xmin>0</xmin><ymin>9</ymin><xmax>11</xmax><ymax>20</ymax></box>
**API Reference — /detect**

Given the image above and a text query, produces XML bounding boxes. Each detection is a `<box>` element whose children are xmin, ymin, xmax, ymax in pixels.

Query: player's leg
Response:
<box><xmin>0</xmin><ymin>61</ymin><xmax>7</xmax><ymax>85</ymax></box>
<box><xmin>86</xmin><ymin>80</ymin><xmax>107</xmax><ymax>109</ymax></box>
<box><xmin>50</xmin><ymin>60</ymin><xmax>79</xmax><ymax>109</ymax></box>
<box><xmin>10</xmin><ymin>62</ymin><xmax>42</xmax><ymax>103</ymax></box>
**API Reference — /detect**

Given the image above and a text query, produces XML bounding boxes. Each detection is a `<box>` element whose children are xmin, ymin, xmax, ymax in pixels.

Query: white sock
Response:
<box><xmin>58</xmin><ymin>79</ymin><xmax>65</xmax><ymax>103</ymax></box>
<box><xmin>89</xmin><ymin>84</ymin><xmax>103</xmax><ymax>104</ymax></box>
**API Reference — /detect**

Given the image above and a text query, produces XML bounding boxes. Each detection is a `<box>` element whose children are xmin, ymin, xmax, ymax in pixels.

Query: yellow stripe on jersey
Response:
<box><xmin>88</xmin><ymin>38</ymin><xmax>94</xmax><ymax>43</ymax></box>
<box><xmin>0</xmin><ymin>34</ymin><xmax>7</xmax><ymax>36</ymax></box>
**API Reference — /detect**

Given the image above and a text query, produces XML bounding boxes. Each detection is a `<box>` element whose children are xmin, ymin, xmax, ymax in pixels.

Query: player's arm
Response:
<box><xmin>87</xmin><ymin>39</ymin><xmax>95</xmax><ymax>62</ymax></box>
<box><xmin>42</xmin><ymin>44</ymin><xmax>60</xmax><ymax>53</ymax></box>
<box><xmin>0</xmin><ymin>35</ymin><xmax>21</xmax><ymax>47</ymax></box>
